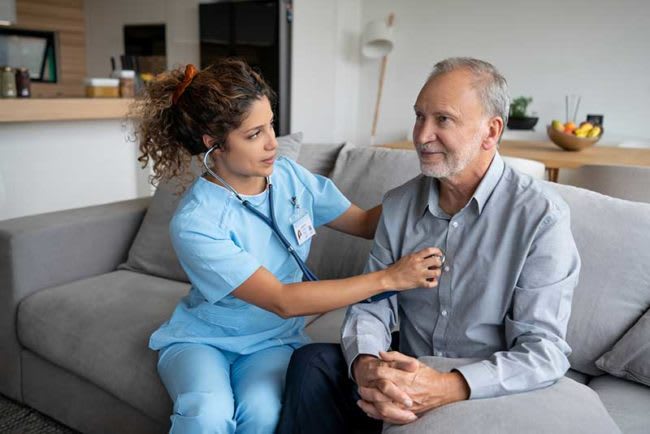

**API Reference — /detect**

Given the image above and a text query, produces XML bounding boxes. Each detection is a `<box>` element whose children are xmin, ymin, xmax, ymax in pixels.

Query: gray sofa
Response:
<box><xmin>1</xmin><ymin>143</ymin><xmax>649</xmax><ymax>433</ymax></box>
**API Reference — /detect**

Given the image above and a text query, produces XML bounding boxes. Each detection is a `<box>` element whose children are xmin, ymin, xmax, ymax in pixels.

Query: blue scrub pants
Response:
<box><xmin>158</xmin><ymin>343</ymin><xmax>294</xmax><ymax>434</ymax></box>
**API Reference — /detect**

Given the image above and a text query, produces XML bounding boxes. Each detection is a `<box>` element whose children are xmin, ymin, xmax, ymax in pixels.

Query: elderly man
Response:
<box><xmin>276</xmin><ymin>58</ymin><xmax>580</xmax><ymax>434</ymax></box>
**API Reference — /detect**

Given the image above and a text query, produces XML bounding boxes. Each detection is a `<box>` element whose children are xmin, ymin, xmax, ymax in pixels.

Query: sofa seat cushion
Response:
<box><xmin>384</xmin><ymin>357</ymin><xmax>620</xmax><ymax>434</ymax></box>
<box><xmin>17</xmin><ymin>270</ymin><xmax>189</xmax><ymax>423</ymax></box>
<box><xmin>589</xmin><ymin>374</ymin><xmax>650</xmax><ymax>434</ymax></box>
<box><xmin>549</xmin><ymin>183</ymin><xmax>650</xmax><ymax>376</ymax></box>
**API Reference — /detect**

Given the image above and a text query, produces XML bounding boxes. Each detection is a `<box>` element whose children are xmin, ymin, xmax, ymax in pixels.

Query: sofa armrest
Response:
<box><xmin>0</xmin><ymin>197</ymin><xmax>150</xmax><ymax>401</ymax></box>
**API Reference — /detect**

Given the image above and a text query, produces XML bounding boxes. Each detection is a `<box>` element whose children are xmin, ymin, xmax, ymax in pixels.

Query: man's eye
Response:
<box><xmin>415</xmin><ymin>113</ymin><xmax>424</xmax><ymax>121</ymax></box>
<box><xmin>437</xmin><ymin>116</ymin><xmax>450</xmax><ymax>124</ymax></box>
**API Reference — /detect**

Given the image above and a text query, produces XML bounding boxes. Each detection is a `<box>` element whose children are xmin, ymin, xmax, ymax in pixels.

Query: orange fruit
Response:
<box><xmin>564</xmin><ymin>122</ymin><xmax>577</xmax><ymax>134</ymax></box>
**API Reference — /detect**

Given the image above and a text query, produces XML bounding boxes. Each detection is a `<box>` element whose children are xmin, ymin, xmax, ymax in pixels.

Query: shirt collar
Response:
<box><xmin>420</xmin><ymin>152</ymin><xmax>505</xmax><ymax>218</ymax></box>
<box><xmin>472</xmin><ymin>152</ymin><xmax>505</xmax><ymax>215</ymax></box>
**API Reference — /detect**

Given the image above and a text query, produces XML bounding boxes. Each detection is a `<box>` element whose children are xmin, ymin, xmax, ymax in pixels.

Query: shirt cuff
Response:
<box><xmin>342</xmin><ymin>334</ymin><xmax>386</xmax><ymax>381</ymax></box>
<box><xmin>454</xmin><ymin>360</ymin><xmax>499</xmax><ymax>400</ymax></box>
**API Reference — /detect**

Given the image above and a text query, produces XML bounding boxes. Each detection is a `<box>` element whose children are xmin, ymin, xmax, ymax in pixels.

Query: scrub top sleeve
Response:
<box><xmin>283</xmin><ymin>157</ymin><xmax>351</xmax><ymax>227</ymax></box>
<box><xmin>170</xmin><ymin>223</ymin><xmax>261</xmax><ymax>304</ymax></box>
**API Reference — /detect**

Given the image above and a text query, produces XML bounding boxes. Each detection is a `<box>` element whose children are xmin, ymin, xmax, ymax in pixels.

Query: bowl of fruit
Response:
<box><xmin>547</xmin><ymin>120</ymin><xmax>603</xmax><ymax>151</ymax></box>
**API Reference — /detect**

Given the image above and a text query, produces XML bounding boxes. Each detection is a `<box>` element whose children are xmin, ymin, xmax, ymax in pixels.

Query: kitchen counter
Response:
<box><xmin>0</xmin><ymin>98</ymin><xmax>134</xmax><ymax>123</ymax></box>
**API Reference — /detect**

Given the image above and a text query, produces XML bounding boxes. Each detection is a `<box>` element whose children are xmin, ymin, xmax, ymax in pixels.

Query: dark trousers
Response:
<box><xmin>275</xmin><ymin>343</ymin><xmax>383</xmax><ymax>434</ymax></box>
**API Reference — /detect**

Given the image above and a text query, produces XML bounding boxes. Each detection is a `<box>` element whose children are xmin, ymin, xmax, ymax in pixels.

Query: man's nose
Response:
<box><xmin>414</xmin><ymin>120</ymin><xmax>436</xmax><ymax>145</ymax></box>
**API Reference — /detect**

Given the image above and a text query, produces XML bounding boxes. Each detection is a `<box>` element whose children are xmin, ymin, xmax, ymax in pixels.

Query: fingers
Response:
<box><xmin>422</xmin><ymin>254</ymin><xmax>444</xmax><ymax>269</ymax></box>
<box><xmin>379</xmin><ymin>351</ymin><xmax>419</xmax><ymax>373</ymax></box>
<box><xmin>358</xmin><ymin>385</ymin><xmax>392</xmax><ymax>403</ymax></box>
<box><xmin>417</xmin><ymin>247</ymin><xmax>443</xmax><ymax>260</ymax></box>
<box><xmin>357</xmin><ymin>400</ymin><xmax>418</xmax><ymax>425</ymax></box>
<box><xmin>374</xmin><ymin>379</ymin><xmax>414</xmax><ymax>408</ymax></box>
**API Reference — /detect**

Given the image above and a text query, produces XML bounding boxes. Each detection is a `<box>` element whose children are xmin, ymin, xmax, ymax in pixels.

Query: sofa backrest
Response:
<box><xmin>548</xmin><ymin>182</ymin><xmax>650</xmax><ymax>375</ymax></box>
<box><xmin>306</xmin><ymin>144</ymin><xmax>421</xmax><ymax>279</ymax></box>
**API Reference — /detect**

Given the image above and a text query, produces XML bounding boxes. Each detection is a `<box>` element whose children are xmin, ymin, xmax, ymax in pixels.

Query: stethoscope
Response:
<box><xmin>203</xmin><ymin>145</ymin><xmax>318</xmax><ymax>281</ymax></box>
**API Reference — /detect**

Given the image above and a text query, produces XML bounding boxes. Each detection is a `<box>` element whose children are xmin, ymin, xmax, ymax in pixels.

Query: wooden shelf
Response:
<box><xmin>0</xmin><ymin>98</ymin><xmax>134</xmax><ymax>123</ymax></box>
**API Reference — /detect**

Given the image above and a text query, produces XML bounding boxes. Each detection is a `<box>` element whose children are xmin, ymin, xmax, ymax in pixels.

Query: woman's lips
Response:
<box><xmin>262</xmin><ymin>156</ymin><xmax>276</xmax><ymax>164</ymax></box>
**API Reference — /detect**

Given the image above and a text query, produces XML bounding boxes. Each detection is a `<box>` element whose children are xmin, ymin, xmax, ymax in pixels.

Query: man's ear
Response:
<box><xmin>481</xmin><ymin>116</ymin><xmax>504</xmax><ymax>151</ymax></box>
<box><xmin>202</xmin><ymin>134</ymin><xmax>220</xmax><ymax>151</ymax></box>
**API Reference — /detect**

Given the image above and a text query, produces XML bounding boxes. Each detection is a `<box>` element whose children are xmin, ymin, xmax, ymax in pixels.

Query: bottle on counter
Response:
<box><xmin>1</xmin><ymin>66</ymin><xmax>17</xmax><ymax>98</ymax></box>
<box><xmin>15</xmin><ymin>68</ymin><xmax>31</xmax><ymax>98</ymax></box>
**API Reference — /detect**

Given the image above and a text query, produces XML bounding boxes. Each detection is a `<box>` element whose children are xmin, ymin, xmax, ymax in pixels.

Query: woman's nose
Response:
<box><xmin>266</xmin><ymin>131</ymin><xmax>278</xmax><ymax>150</ymax></box>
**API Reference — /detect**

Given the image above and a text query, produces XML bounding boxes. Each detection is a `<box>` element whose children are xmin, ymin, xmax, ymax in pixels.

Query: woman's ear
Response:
<box><xmin>202</xmin><ymin>134</ymin><xmax>219</xmax><ymax>151</ymax></box>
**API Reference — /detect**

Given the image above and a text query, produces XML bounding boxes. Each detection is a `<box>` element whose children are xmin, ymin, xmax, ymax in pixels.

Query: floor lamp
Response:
<box><xmin>362</xmin><ymin>13</ymin><xmax>395</xmax><ymax>146</ymax></box>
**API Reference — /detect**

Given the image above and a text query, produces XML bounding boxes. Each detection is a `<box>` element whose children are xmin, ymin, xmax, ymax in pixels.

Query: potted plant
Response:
<box><xmin>507</xmin><ymin>96</ymin><xmax>539</xmax><ymax>130</ymax></box>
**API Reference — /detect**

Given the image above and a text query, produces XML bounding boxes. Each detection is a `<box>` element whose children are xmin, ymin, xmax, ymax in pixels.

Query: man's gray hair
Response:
<box><xmin>429</xmin><ymin>57</ymin><xmax>510</xmax><ymax>123</ymax></box>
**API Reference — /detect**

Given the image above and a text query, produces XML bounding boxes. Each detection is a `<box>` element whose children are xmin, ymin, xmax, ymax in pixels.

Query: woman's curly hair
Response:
<box><xmin>131</xmin><ymin>58</ymin><xmax>276</xmax><ymax>187</ymax></box>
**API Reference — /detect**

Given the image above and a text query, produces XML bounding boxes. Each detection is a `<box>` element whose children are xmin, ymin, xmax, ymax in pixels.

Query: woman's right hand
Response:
<box><xmin>384</xmin><ymin>247</ymin><xmax>444</xmax><ymax>291</ymax></box>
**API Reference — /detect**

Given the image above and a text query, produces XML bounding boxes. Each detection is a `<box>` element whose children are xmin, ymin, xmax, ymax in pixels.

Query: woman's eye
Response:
<box><xmin>249</xmin><ymin>131</ymin><xmax>260</xmax><ymax>140</ymax></box>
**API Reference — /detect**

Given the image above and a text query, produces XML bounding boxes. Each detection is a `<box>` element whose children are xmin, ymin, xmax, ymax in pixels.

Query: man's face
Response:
<box><xmin>412</xmin><ymin>69</ymin><xmax>490</xmax><ymax>179</ymax></box>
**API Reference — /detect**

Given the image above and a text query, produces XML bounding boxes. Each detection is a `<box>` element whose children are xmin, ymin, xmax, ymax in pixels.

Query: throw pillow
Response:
<box><xmin>595</xmin><ymin>308</ymin><xmax>650</xmax><ymax>387</ymax></box>
<box><xmin>119</xmin><ymin>132</ymin><xmax>303</xmax><ymax>282</ymax></box>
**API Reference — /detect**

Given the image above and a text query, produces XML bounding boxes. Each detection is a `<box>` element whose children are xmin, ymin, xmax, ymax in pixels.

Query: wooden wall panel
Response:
<box><xmin>15</xmin><ymin>0</ymin><xmax>86</xmax><ymax>97</ymax></box>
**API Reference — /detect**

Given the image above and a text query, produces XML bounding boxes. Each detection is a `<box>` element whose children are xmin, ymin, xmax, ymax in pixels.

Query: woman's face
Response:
<box><xmin>218</xmin><ymin>96</ymin><xmax>278</xmax><ymax>180</ymax></box>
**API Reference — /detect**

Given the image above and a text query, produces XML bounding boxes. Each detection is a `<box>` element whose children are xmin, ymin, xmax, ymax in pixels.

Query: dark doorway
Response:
<box><xmin>199</xmin><ymin>0</ymin><xmax>292</xmax><ymax>135</ymax></box>
<box><xmin>123</xmin><ymin>24</ymin><xmax>167</xmax><ymax>75</ymax></box>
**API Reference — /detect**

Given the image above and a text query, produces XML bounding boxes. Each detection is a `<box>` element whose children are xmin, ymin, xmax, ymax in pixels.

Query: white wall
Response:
<box><xmin>291</xmin><ymin>0</ymin><xmax>362</xmax><ymax>143</ymax></box>
<box><xmin>358</xmin><ymin>0</ymin><xmax>650</xmax><ymax>145</ymax></box>
<box><xmin>0</xmin><ymin>120</ymin><xmax>151</xmax><ymax>220</ymax></box>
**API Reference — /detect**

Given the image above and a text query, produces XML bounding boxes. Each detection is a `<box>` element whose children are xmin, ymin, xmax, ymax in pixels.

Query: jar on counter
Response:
<box><xmin>1</xmin><ymin>66</ymin><xmax>17</xmax><ymax>98</ymax></box>
<box><xmin>111</xmin><ymin>70</ymin><xmax>135</xmax><ymax>98</ymax></box>
<box><xmin>15</xmin><ymin>68</ymin><xmax>31</xmax><ymax>98</ymax></box>
<box><xmin>85</xmin><ymin>78</ymin><xmax>120</xmax><ymax>98</ymax></box>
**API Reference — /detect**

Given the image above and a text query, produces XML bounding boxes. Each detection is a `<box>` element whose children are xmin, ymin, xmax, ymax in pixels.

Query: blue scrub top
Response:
<box><xmin>149</xmin><ymin>156</ymin><xmax>351</xmax><ymax>355</ymax></box>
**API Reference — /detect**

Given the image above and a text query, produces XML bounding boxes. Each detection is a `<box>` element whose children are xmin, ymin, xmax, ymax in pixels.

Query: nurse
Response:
<box><xmin>134</xmin><ymin>59</ymin><xmax>442</xmax><ymax>434</ymax></box>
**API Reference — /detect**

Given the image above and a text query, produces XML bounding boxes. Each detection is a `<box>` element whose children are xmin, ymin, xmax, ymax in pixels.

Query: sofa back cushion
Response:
<box><xmin>548</xmin><ymin>182</ymin><xmax>650</xmax><ymax>375</ymax></box>
<box><xmin>307</xmin><ymin>144</ymin><xmax>421</xmax><ymax>279</ymax></box>
<box><xmin>118</xmin><ymin>133</ymin><xmax>304</xmax><ymax>282</ymax></box>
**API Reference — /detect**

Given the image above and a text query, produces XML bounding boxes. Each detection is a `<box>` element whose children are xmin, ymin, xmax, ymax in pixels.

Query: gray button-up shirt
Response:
<box><xmin>341</xmin><ymin>153</ymin><xmax>581</xmax><ymax>399</ymax></box>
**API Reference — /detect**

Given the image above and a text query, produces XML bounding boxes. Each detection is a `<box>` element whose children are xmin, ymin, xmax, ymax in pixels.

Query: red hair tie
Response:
<box><xmin>172</xmin><ymin>64</ymin><xmax>198</xmax><ymax>105</ymax></box>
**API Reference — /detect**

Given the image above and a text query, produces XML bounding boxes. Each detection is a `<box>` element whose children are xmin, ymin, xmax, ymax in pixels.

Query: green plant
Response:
<box><xmin>509</xmin><ymin>96</ymin><xmax>533</xmax><ymax>118</ymax></box>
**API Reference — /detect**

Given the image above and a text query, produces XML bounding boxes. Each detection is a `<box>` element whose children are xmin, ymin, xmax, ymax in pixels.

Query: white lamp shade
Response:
<box><xmin>361</xmin><ymin>20</ymin><xmax>394</xmax><ymax>58</ymax></box>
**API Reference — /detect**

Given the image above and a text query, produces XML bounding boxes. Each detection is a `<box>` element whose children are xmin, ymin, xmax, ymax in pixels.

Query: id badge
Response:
<box><xmin>291</xmin><ymin>212</ymin><xmax>316</xmax><ymax>245</ymax></box>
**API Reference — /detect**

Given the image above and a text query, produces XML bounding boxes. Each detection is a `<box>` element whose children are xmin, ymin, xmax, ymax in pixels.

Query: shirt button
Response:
<box><xmin>452</xmin><ymin>221</ymin><xmax>459</xmax><ymax>228</ymax></box>
<box><xmin>435</xmin><ymin>350</ymin><xmax>443</xmax><ymax>356</ymax></box>
<box><xmin>441</xmin><ymin>309</ymin><xmax>448</xmax><ymax>317</ymax></box>
<box><xmin>444</xmin><ymin>265</ymin><xmax>450</xmax><ymax>272</ymax></box>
